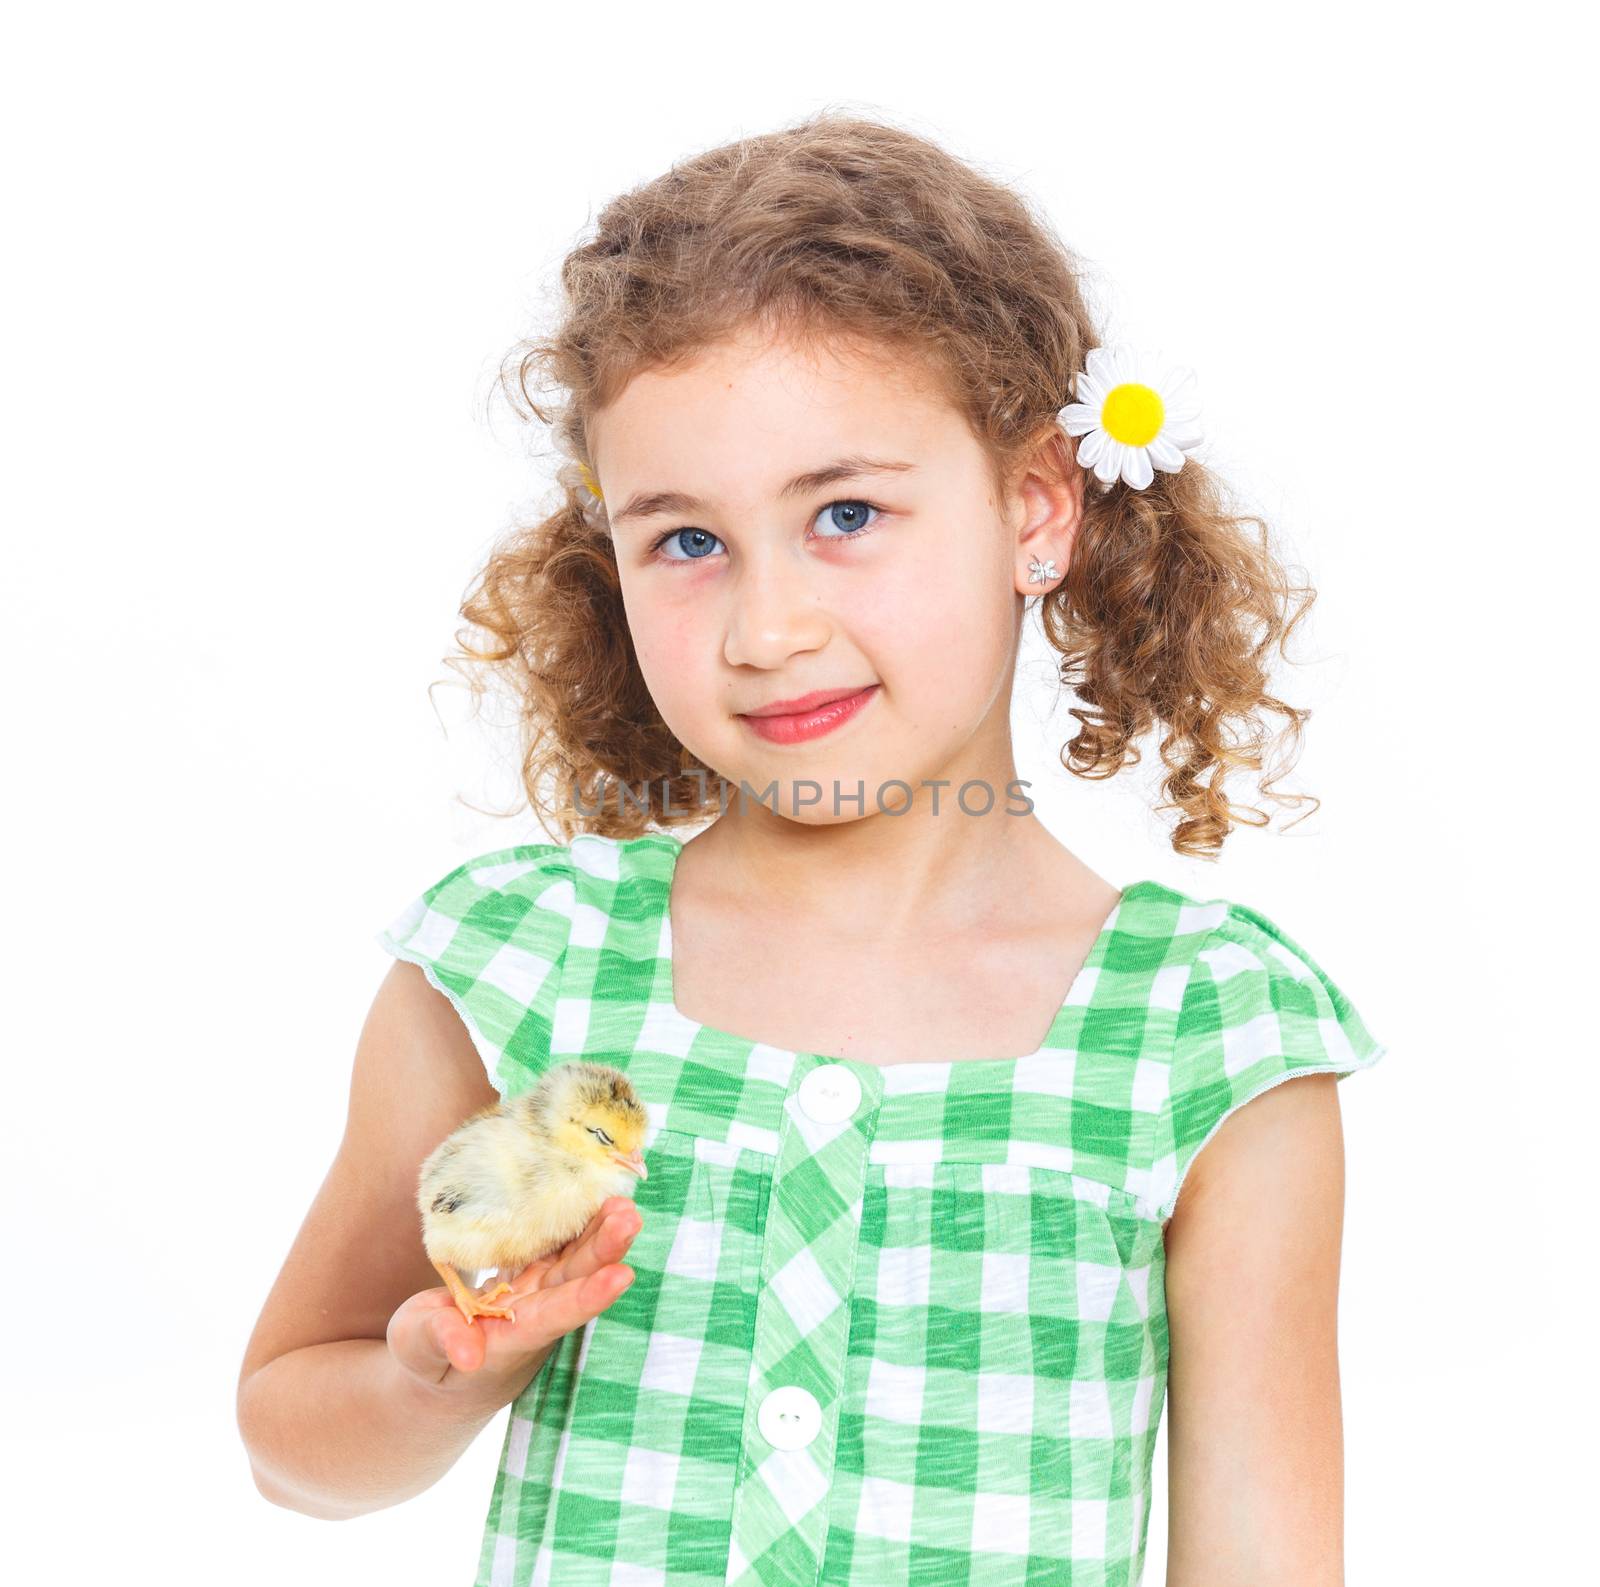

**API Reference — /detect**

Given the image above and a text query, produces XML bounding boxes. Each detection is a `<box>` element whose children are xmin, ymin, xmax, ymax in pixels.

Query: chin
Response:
<box><xmin>709</xmin><ymin>756</ymin><xmax>913</xmax><ymax>825</ymax></box>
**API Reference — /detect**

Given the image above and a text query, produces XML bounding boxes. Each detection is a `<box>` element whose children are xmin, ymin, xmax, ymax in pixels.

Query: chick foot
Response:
<box><xmin>432</xmin><ymin>1259</ymin><xmax>517</xmax><ymax>1325</ymax></box>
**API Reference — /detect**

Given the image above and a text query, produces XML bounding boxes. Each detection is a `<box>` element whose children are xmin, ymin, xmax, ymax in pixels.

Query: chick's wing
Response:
<box><xmin>419</xmin><ymin>1108</ymin><xmax>545</xmax><ymax>1216</ymax></box>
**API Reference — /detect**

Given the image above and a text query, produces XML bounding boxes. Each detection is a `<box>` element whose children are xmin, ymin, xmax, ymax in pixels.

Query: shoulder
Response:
<box><xmin>371</xmin><ymin>831</ymin><xmax>677</xmax><ymax>1093</ymax></box>
<box><xmin>1136</xmin><ymin>885</ymin><xmax>1388</xmax><ymax>1224</ymax></box>
<box><xmin>375</xmin><ymin>839</ymin><xmax>578</xmax><ymax>957</ymax></box>
<box><xmin>1174</xmin><ymin>893</ymin><xmax>1385</xmax><ymax>1067</ymax></box>
<box><xmin>374</xmin><ymin>830</ymin><xmax>680</xmax><ymax>969</ymax></box>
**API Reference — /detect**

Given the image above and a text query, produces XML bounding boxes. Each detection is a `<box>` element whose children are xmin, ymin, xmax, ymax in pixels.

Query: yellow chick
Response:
<box><xmin>417</xmin><ymin>1060</ymin><xmax>649</xmax><ymax>1326</ymax></box>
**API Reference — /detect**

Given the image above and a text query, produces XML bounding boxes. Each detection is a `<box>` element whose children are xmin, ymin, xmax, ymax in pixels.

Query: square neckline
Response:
<box><xmin>643</xmin><ymin>830</ymin><xmax>1151</xmax><ymax>1077</ymax></box>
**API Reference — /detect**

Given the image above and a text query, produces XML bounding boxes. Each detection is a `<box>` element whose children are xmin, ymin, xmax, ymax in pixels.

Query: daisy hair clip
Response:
<box><xmin>1058</xmin><ymin>344</ymin><xmax>1205</xmax><ymax>492</ymax></box>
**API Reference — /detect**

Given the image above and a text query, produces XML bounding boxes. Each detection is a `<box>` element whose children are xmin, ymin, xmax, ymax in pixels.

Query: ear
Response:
<box><xmin>1012</xmin><ymin>430</ymin><xmax>1085</xmax><ymax>597</ymax></box>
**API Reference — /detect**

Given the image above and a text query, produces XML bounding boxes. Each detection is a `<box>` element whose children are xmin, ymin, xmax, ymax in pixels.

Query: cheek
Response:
<box><xmin>622</xmin><ymin>581</ymin><xmax>696</xmax><ymax>676</ymax></box>
<box><xmin>848</xmin><ymin>532</ymin><xmax>1014</xmax><ymax>685</ymax></box>
<box><xmin>619</xmin><ymin>583</ymin><xmax>724</xmax><ymax>736</ymax></box>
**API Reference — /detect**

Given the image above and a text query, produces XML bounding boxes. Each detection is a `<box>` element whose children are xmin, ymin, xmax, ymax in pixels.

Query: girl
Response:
<box><xmin>238</xmin><ymin>112</ymin><xmax>1387</xmax><ymax>1586</ymax></box>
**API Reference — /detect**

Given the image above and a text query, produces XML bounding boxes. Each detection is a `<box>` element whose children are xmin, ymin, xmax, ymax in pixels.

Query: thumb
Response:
<box><xmin>430</xmin><ymin>1306</ymin><xmax>486</xmax><ymax>1374</ymax></box>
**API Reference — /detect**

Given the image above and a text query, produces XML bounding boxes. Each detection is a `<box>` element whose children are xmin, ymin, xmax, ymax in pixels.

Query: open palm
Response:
<box><xmin>388</xmin><ymin>1195</ymin><xmax>643</xmax><ymax>1397</ymax></box>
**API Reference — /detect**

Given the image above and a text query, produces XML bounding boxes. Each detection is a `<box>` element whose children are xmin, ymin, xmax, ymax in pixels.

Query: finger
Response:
<box><xmin>496</xmin><ymin>1201</ymin><xmax>615</xmax><ymax>1294</ymax></box>
<box><xmin>388</xmin><ymin>1290</ymin><xmax>478</xmax><ymax>1381</ymax></box>
<box><xmin>540</xmin><ymin>1201</ymin><xmax>643</xmax><ymax>1291</ymax></box>
<box><xmin>497</xmin><ymin>1201</ymin><xmax>633</xmax><ymax>1296</ymax></box>
<box><xmin>430</xmin><ymin>1306</ymin><xmax>487</xmax><ymax>1374</ymax></box>
<box><xmin>501</xmin><ymin>1261</ymin><xmax>636</xmax><ymax>1347</ymax></box>
<box><xmin>530</xmin><ymin>1196</ymin><xmax>633</xmax><ymax>1276</ymax></box>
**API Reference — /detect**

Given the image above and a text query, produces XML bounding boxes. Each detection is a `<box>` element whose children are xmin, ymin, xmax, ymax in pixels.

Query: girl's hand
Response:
<box><xmin>387</xmin><ymin>1196</ymin><xmax>643</xmax><ymax>1407</ymax></box>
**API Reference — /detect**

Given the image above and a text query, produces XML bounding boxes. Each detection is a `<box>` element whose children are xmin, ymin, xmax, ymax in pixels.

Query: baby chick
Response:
<box><xmin>417</xmin><ymin>1060</ymin><xmax>649</xmax><ymax>1326</ymax></box>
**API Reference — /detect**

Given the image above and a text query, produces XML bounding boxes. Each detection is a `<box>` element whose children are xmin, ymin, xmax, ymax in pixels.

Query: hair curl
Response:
<box><xmin>440</xmin><ymin>108</ymin><xmax>1319</xmax><ymax>859</ymax></box>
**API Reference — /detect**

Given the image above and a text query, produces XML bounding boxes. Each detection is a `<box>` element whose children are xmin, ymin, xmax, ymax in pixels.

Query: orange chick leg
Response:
<box><xmin>431</xmin><ymin>1259</ymin><xmax>516</xmax><ymax>1325</ymax></box>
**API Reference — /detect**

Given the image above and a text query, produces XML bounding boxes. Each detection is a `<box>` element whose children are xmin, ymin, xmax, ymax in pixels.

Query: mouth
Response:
<box><xmin>741</xmin><ymin>685</ymin><xmax>877</xmax><ymax>718</ymax></box>
<box><xmin>612</xmin><ymin>1151</ymin><xmax>649</xmax><ymax>1181</ymax></box>
<box><xmin>736</xmin><ymin>684</ymin><xmax>880</xmax><ymax>745</ymax></box>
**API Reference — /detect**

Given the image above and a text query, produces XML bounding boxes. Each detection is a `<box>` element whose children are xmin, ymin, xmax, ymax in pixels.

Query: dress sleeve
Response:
<box><xmin>373</xmin><ymin>842</ymin><xmax>576</xmax><ymax>1097</ymax></box>
<box><xmin>1150</xmin><ymin>902</ymin><xmax>1388</xmax><ymax>1224</ymax></box>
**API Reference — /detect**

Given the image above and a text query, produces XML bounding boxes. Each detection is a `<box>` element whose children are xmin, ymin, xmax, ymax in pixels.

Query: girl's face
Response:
<box><xmin>587</xmin><ymin>322</ymin><xmax>1080</xmax><ymax>823</ymax></box>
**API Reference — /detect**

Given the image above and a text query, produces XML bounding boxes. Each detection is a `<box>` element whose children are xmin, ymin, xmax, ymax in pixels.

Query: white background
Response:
<box><xmin>3</xmin><ymin>2</ymin><xmax>1591</xmax><ymax>1581</ymax></box>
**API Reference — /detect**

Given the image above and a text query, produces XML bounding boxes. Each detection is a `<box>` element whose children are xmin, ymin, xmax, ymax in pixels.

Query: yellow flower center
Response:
<box><xmin>1100</xmin><ymin>382</ymin><xmax>1165</xmax><ymax>447</ymax></box>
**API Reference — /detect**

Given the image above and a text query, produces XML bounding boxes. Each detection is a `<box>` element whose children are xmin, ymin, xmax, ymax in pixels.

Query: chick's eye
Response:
<box><xmin>589</xmin><ymin>1125</ymin><xmax>614</xmax><ymax>1146</ymax></box>
<box><xmin>810</xmin><ymin>498</ymin><xmax>883</xmax><ymax>540</ymax></box>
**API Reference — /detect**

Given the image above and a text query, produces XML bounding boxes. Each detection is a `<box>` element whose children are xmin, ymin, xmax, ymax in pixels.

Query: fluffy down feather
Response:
<box><xmin>416</xmin><ymin>1060</ymin><xmax>649</xmax><ymax>1323</ymax></box>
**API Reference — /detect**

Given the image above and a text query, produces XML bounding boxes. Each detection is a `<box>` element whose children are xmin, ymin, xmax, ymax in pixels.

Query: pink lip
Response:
<box><xmin>738</xmin><ymin>685</ymin><xmax>879</xmax><ymax>744</ymax></box>
<box><xmin>742</xmin><ymin>686</ymin><xmax>876</xmax><ymax>718</ymax></box>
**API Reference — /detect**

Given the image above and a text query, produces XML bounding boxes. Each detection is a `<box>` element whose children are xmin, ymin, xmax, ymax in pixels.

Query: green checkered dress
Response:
<box><xmin>376</xmin><ymin>830</ymin><xmax>1386</xmax><ymax>1586</ymax></box>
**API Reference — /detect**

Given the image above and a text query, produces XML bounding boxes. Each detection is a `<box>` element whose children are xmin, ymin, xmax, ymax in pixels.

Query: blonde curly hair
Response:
<box><xmin>442</xmin><ymin>109</ymin><xmax>1319</xmax><ymax>860</ymax></box>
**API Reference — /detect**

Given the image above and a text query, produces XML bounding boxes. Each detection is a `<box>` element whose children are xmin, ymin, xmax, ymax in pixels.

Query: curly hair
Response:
<box><xmin>441</xmin><ymin>108</ymin><xmax>1319</xmax><ymax>859</ymax></box>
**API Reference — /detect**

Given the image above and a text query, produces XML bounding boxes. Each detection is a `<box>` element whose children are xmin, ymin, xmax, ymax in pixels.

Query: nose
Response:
<box><xmin>722</xmin><ymin>552</ymin><xmax>832</xmax><ymax>671</ymax></box>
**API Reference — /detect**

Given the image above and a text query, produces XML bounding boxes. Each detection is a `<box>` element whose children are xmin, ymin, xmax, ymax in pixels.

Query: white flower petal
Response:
<box><xmin>1163</xmin><ymin>421</ymin><xmax>1205</xmax><ymax>451</ymax></box>
<box><xmin>1059</xmin><ymin>402</ymin><xmax>1101</xmax><ymax>435</ymax></box>
<box><xmin>1147</xmin><ymin>435</ymin><xmax>1186</xmax><ymax>472</ymax></box>
<box><xmin>1076</xmin><ymin>374</ymin><xmax>1108</xmax><ymax>409</ymax></box>
<box><xmin>1161</xmin><ymin>367</ymin><xmax>1198</xmax><ymax>405</ymax></box>
<box><xmin>1084</xmin><ymin>347</ymin><xmax>1118</xmax><ymax>388</ymax></box>
<box><xmin>1122</xmin><ymin>446</ymin><xmax>1156</xmax><ymax>490</ymax></box>
<box><xmin>1076</xmin><ymin>428</ymin><xmax>1110</xmax><ymax>468</ymax></box>
<box><xmin>1094</xmin><ymin>439</ymin><xmax>1125</xmax><ymax>484</ymax></box>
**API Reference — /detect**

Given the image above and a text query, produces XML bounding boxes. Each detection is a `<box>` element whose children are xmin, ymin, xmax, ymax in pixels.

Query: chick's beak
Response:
<box><xmin>613</xmin><ymin>1148</ymin><xmax>648</xmax><ymax>1180</ymax></box>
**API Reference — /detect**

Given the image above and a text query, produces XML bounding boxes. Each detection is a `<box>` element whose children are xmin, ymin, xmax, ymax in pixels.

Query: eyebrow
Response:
<box><xmin>607</xmin><ymin>454</ymin><xmax>919</xmax><ymax>529</ymax></box>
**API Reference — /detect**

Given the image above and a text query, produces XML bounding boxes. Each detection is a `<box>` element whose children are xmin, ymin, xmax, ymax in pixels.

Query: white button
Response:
<box><xmin>798</xmin><ymin>1062</ymin><xmax>861</xmax><ymax>1123</ymax></box>
<box><xmin>758</xmin><ymin>1385</ymin><xmax>821</xmax><ymax>1450</ymax></box>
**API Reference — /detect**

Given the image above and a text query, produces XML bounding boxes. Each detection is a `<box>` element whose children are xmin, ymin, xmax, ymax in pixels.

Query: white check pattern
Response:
<box><xmin>375</xmin><ymin>831</ymin><xmax>1387</xmax><ymax>1584</ymax></box>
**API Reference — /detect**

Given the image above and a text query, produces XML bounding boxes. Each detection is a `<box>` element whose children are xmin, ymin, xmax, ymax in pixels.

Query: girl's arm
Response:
<box><xmin>1161</xmin><ymin>1073</ymin><xmax>1349</xmax><ymax>1586</ymax></box>
<box><xmin>235</xmin><ymin>959</ymin><xmax>515</xmax><ymax>1517</ymax></box>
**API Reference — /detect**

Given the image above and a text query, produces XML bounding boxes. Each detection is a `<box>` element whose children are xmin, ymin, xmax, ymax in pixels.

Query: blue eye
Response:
<box><xmin>810</xmin><ymin>499</ymin><xmax>883</xmax><ymax>539</ymax></box>
<box><xmin>645</xmin><ymin>498</ymin><xmax>886</xmax><ymax>563</ymax></box>
<box><xmin>652</xmin><ymin>527</ymin><xmax>723</xmax><ymax>562</ymax></box>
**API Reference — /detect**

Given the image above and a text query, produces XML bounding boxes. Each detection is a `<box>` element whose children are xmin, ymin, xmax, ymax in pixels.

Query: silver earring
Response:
<box><xmin>1028</xmin><ymin>556</ymin><xmax>1060</xmax><ymax>585</ymax></box>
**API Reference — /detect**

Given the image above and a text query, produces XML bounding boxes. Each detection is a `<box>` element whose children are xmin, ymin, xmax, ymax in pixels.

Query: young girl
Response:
<box><xmin>238</xmin><ymin>112</ymin><xmax>1387</xmax><ymax>1586</ymax></box>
